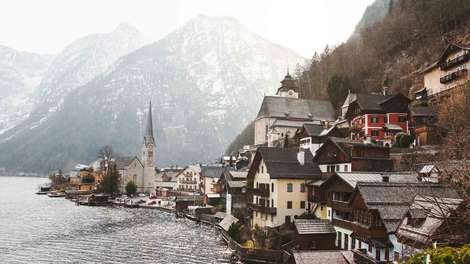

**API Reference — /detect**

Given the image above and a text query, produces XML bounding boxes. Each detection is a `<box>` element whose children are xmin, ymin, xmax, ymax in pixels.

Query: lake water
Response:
<box><xmin>0</xmin><ymin>176</ymin><xmax>232</xmax><ymax>264</ymax></box>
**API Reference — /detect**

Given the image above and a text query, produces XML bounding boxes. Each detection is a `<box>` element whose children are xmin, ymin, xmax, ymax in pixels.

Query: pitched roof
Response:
<box><xmin>292</xmin><ymin>250</ymin><xmax>350</xmax><ymax>264</ymax></box>
<box><xmin>355</xmin><ymin>182</ymin><xmax>459</xmax><ymax>232</ymax></box>
<box><xmin>271</xmin><ymin>119</ymin><xmax>313</xmax><ymax>129</ymax></box>
<box><xmin>144</xmin><ymin>101</ymin><xmax>155</xmax><ymax>144</ymax></box>
<box><xmin>256</xmin><ymin>96</ymin><xmax>335</xmax><ymax>121</ymax></box>
<box><xmin>342</xmin><ymin>92</ymin><xmax>357</xmax><ymax>108</ymax></box>
<box><xmin>114</xmin><ymin>156</ymin><xmax>141</xmax><ymax>170</ymax></box>
<box><xmin>255</xmin><ymin>147</ymin><xmax>322</xmax><ymax>180</ymax></box>
<box><xmin>201</xmin><ymin>166</ymin><xmax>227</xmax><ymax>178</ymax></box>
<box><xmin>347</xmin><ymin>93</ymin><xmax>411</xmax><ymax>114</ymax></box>
<box><xmin>227</xmin><ymin>180</ymin><xmax>247</xmax><ymax>188</ymax></box>
<box><xmin>302</xmin><ymin>124</ymin><xmax>326</xmax><ymax>137</ymax></box>
<box><xmin>294</xmin><ymin>219</ymin><xmax>336</xmax><ymax>235</ymax></box>
<box><xmin>218</xmin><ymin>214</ymin><xmax>239</xmax><ymax>231</ymax></box>
<box><xmin>334</xmin><ymin>172</ymin><xmax>419</xmax><ymax>189</ymax></box>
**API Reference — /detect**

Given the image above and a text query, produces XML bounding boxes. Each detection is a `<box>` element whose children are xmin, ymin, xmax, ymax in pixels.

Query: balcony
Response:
<box><xmin>440</xmin><ymin>68</ymin><xmax>468</xmax><ymax>84</ymax></box>
<box><xmin>439</xmin><ymin>53</ymin><xmax>470</xmax><ymax>70</ymax></box>
<box><xmin>249</xmin><ymin>187</ymin><xmax>270</xmax><ymax>197</ymax></box>
<box><xmin>331</xmin><ymin>200</ymin><xmax>353</xmax><ymax>212</ymax></box>
<box><xmin>332</xmin><ymin>218</ymin><xmax>354</xmax><ymax>230</ymax></box>
<box><xmin>351</xmin><ymin>222</ymin><xmax>388</xmax><ymax>239</ymax></box>
<box><xmin>248</xmin><ymin>203</ymin><xmax>277</xmax><ymax>215</ymax></box>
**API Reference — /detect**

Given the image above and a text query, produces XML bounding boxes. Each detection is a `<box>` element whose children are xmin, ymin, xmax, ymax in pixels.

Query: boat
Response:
<box><xmin>47</xmin><ymin>191</ymin><xmax>66</xmax><ymax>198</ymax></box>
<box><xmin>35</xmin><ymin>184</ymin><xmax>52</xmax><ymax>195</ymax></box>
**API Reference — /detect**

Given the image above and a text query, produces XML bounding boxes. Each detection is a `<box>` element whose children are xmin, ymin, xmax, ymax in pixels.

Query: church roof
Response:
<box><xmin>256</xmin><ymin>96</ymin><xmax>335</xmax><ymax>121</ymax></box>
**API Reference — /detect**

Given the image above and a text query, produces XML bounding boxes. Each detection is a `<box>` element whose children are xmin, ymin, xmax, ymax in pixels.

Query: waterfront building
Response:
<box><xmin>117</xmin><ymin>101</ymin><xmax>156</xmax><ymax>194</ymax></box>
<box><xmin>217</xmin><ymin>170</ymin><xmax>249</xmax><ymax>219</ymax></box>
<box><xmin>253</xmin><ymin>73</ymin><xmax>335</xmax><ymax>147</ymax></box>
<box><xmin>349</xmin><ymin>182</ymin><xmax>459</xmax><ymax>263</ymax></box>
<box><xmin>247</xmin><ymin>147</ymin><xmax>322</xmax><ymax>228</ymax></box>
<box><xmin>313</xmin><ymin>137</ymin><xmax>393</xmax><ymax>174</ymax></box>
<box><xmin>154</xmin><ymin>170</ymin><xmax>179</xmax><ymax>193</ymax></box>
<box><xmin>293</xmin><ymin>219</ymin><xmax>337</xmax><ymax>250</ymax></box>
<box><xmin>201</xmin><ymin>165</ymin><xmax>227</xmax><ymax>195</ymax></box>
<box><xmin>420</xmin><ymin>42</ymin><xmax>470</xmax><ymax>104</ymax></box>
<box><xmin>344</xmin><ymin>92</ymin><xmax>411</xmax><ymax>145</ymax></box>
<box><xmin>308</xmin><ymin>172</ymin><xmax>418</xmax><ymax>251</ymax></box>
<box><xmin>176</xmin><ymin>165</ymin><xmax>202</xmax><ymax>192</ymax></box>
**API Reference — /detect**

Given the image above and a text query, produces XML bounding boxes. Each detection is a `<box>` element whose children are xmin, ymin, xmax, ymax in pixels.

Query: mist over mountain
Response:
<box><xmin>0</xmin><ymin>46</ymin><xmax>52</xmax><ymax>134</ymax></box>
<box><xmin>0</xmin><ymin>15</ymin><xmax>304</xmax><ymax>173</ymax></box>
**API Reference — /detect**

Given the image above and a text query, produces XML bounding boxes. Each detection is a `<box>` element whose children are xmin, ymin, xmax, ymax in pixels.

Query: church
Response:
<box><xmin>118</xmin><ymin>101</ymin><xmax>156</xmax><ymax>194</ymax></box>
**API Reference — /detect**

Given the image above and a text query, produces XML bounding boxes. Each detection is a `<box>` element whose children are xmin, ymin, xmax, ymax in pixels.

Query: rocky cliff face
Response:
<box><xmin>0</xmin><ymin>15</ymin><xmax>304</xmax><ymax>173</ymax></box>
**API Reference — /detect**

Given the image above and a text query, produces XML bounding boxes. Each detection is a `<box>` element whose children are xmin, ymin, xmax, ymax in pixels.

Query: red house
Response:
<box><xmin>344</xmin><ymin>93</ymin><xmax>411</xmax><ymax>146</ymax></box>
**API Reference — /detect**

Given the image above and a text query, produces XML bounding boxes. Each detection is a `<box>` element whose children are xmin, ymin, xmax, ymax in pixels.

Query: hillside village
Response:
<box><xmin>42</xmin><ymin>41</ymin><xmax>470</xmax><ymax>264</ymax></box>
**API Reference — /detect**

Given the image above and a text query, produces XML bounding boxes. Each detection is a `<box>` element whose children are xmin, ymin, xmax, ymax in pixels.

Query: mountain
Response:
<box><xmin>0</xmin><ymin>46</ymin><xmax>52</xmax><ymax>134</ymax></box>
<box><xmin>0</xmin><ymin>23</ymin><xmax>146</xmax><ymax>141</ymax></box>
<box><xmin>351</xmin><ymin>0</ymin><xmax>392</xmax><ymax>38</ymax></box>
<box><xmin>0</xmin><ymin>15</ymin><xmax>304</xmax><ymax>173</ymax></box>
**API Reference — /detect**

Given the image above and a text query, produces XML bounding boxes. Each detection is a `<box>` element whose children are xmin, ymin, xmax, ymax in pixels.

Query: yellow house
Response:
<box><xmin>247</xmin><ymin>147</ymin><xmax>322</xmax><ymax>228</ymax></box>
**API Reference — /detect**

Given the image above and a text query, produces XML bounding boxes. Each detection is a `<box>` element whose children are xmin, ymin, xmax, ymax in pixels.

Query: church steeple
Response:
<box><xmin>144</xmin><ymin>101</ymin><xmax>155</xmax><ymax>145</ymax></box>
<box><xmin>276</xmin><ymin>68</ymin><xmax>299</xmax><ymax>98</ymax></box>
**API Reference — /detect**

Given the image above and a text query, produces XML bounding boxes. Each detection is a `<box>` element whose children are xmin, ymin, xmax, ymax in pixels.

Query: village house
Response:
<box><xmin>421</xmin><ymin>42</ymin><xmax>470</xmax><ymax>104</ymax></box>
<box><xmin>313</xmin><ymin>137</ymin><xmax>393</xmax><ymax>174</ymax></box>
<box><xmin>247</xmin><ymin>147</ymin><xmax>322</xmax><ymax>228</ymax></box>
<box><xmin>254</xmin><ymin>73</ymin><xmax>336</xmax><ymax>147</ymax></box>
<box><xmin>201</xmin><ymin>165</ymin><xmax>227</xmax><ymax>195</ymax></box>
<box><xmin>349</xmin><ymin>182</ymin><xmax>459</xmax><ymax>263</ymax></box>
<box><xmin>176</xmin><ymin>165</ymin><xmax>202</xmax><ymax>193</ymax></box>
<box><xmin>409</xmin><ymin>105</ymin><xmax>439</xmax><ymax>146</ymax></box>
<box><xmin>154</xmin><ymin>169</ymin><xmax>179</xmax><ymax>195</ymax></box>
<box><xmin>293</xmin><ymin>218</ymin><xmax>337</xmax><ymax>250</ymax></box>
<box><xmin>217</xmin><ymin>170</ymin><xmax>249</xmax><ymax>219</ymax></box>
<box><xmin>294</xmin><ymin>123</ymin><xmax>345</xmax><ymax>155</ymax></box>
<box><xmin>292</xmin><ymin>250</ymin><xmax>353</xmax><ymax>264</ymax></box>
<box><xmin>344</xmin><ymin>92</ymin><xmax>411</xmax><ymax>145</ymax></box>
<box><xmin>396</xmin><ymin>195</ymin><xmax>464</xmax><ymax>258</ymax></box>
<box><xmin>308</xmin><ymin>172</ymin><xmax>419</xmax><ymax>252</ymax></box>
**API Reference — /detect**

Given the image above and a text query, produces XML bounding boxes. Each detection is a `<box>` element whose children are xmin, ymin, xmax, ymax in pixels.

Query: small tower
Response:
<box><xmin>142</xmin><ymin>101</ymin><xmax>156</xmax><ymax>192</ymax></box>
<box><xmin>276</xmin><ymin>69</ymin><xmax>299</xmax><ymax>98</ymax></box>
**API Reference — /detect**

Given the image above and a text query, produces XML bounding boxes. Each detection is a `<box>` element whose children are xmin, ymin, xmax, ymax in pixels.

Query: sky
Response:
<box><xmin>0</xmin><ymin>0</ymin><xmax>375</xmax><ymax>58</ymax></box>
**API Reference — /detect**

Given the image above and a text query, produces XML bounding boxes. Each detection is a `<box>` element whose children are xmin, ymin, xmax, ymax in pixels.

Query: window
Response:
<box><xmin>271</xmin><ymin>183</ymin><xmax>274</xmax><ymax>192</ymax></box>
<box><xmin>344</xmin><ymin>234</ymin><xmax>349</xmax><ymax>250</ymax></box>
<box><xmin>300</xmin><ymin>201</ymin><xmax>306</xmax><ymax>209</ymax></box>
<box><xmin>384</xmin><ymin>116</ymin><xmax>388</xmax><ymax>123</ymax></box>
<box><xmin>351</xmin><ymin>237</ymin><xmax>356</xmax><ymax>249</ymax></box>
<box><xmin>398</xmin><ymin>116</ymin><xmax>407</xmax><ymax>122</ymax></box>
<box><xmin>287</xmin><ymin>201</ymin><xmax>292</xmax><ymax>209</ymax></box>
<box><xmin>271</xmin><ymin>199</ymin><xmax>274</xmax><ymax>207</ymax></box>
<box><xmin>271</xmin><ymin>215</ymin><xmax>274</xmax><ymax>222</ymax></box>
<box><xmin>336</xmin><ymin>165</ymin><xmax>340</xmax><ymax>172</ymax></box>
<box><xmin>285</xmin><ymin>215</ymin><xmax>291</xmax><ymax>225</ymax></box>
<box><xmin>385</xmin><ymin>247</ymin><xmax>389</xmax><ymax>261</ymax></box>
<box><xmin>376</xmin><ymin>247</ymin><xmax>381</xmax><ymax>261</ymax></box>
<box><xmin>300</xmin><ymin>183</ymin><xmax>305</xmax><ymax>192</ymax></box>
<box><xmin>344</xmin><ymin>164</ymin><xmax>348</xmax><ymax>172</ymax></box>
<box><xmin>371</xmin><ymin>116</ymin><xmax>379</xmax><ymax>123</ymax></box>
<box><xmin>287</xmin><ymin>183</ymin><xmax>293</xmax><ymax>192</ymax></box>
<box><xmin>368</xmin><ymin>243</ymin><xmax>372</xmax><ymax>253</ymax></box>
<box><xmin>371</xmin><ymin>130</ymin><xmax>379</xmax><ymax>137</ymax></box>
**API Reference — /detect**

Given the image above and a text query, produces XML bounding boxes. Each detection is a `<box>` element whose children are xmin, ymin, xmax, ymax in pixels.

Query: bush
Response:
<box><xmin>404</xmin><ymin>245</ymin><xmax>470</xmax><ymax>264</ymax></box>
<box><xmin>125</xmin><ymin>181</ymin><xmax>137</xmax><ymax>196</ymax></box>
<box><xmin>228</xmin><ymin>222</ymin><xmax>243</xmax><ymax>243</ymax></box>
<box><xmin>253</xmin><ymin>224</ymin><xmax>267</xmax><ymax>248</ymax></box>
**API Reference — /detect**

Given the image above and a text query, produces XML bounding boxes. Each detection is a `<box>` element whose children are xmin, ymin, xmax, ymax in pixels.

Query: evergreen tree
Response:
<box><xmin>125</xmin><ymin>180</ymin><xmax>137</xmax><ymax>196</ymax></box>
<box><xmin>327</xmin><ymin>74</ymin><xmax>352</xmax><ymax>111</ymax></box>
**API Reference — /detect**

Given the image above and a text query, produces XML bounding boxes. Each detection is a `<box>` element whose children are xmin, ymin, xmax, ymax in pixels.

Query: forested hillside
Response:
<box><xmin>226</xmin><ymin>0</ymin><xmax>470</xmax><ymax>154</ymax></box>
<box><xmin>297</xmin><ymin>0</ymin><xmax>470</xmax><ymax>110</ymax></box>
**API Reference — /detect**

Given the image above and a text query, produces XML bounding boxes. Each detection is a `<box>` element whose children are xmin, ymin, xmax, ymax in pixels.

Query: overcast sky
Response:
<box><xmin>0</xmin><ymin>0</ymin><xmax>375</xmax><ymax>58</ymax></box>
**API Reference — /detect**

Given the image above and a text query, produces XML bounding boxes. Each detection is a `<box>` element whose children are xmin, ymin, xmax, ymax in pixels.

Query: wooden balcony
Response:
<box><xmin>440</xmin><ymin>68</ymin><xmax>468</xmax><ymax>84</ymax></box>
<box><xmin>331</xmin><ymin>200</ymin><xmax>353</xmax><ymax>212</ymax></box>
<box><xmin>248</xmin><ymin>203</ymin><xmax>277</xmax><ymax>215</ymax></box>
<box><xmin>332</xmin><ymin>218</ymin><xmax>354</xmax><ymax>230</ymax></box>
<box><xmin>439</xmin><ymin>53</ymin><xmax>470</xmax><ymax>70</ymax></box>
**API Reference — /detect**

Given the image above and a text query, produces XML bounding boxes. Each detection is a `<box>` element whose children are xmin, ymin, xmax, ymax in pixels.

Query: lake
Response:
<box><xmin>0</xmin><ymin>176</ymin><xmax>232</xmax><ymax>264</ymax></box>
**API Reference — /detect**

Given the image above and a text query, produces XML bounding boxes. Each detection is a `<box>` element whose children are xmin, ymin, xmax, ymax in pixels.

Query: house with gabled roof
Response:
<box><xmin>344</xmin><ymin>92</ymin><xmax>411</xmax><ymax>145</ymax></box>
<box><xmin>217</xmin><ymin>170</ymin><xmax>249</xmax><ymax>219</ymax></box>
<box><xmin>396</xmin><ymin>195</ymin><xmax>464</xmax><ymax>257</ymax></box>
<box><xmin>421</xmin><ymin>42</ymin><xmax>470</xmax><ymax>104</ymax></box>
<box><xmin>313</xmin><ymin>137</ymin><xmax>393</xmax><ymax>174</ymax></box>
<box><xmin>294</xmin><ymin>123</ymin><xmax>345</xmax><ymax>155</ymax></box>
<box><xmin>247</xmin><ymin>147</ymin><xmax>322</xmax><ymax>228</ymax></box>
<box><xmin>348</xmin><ymin>182</ymin><xmax>459</xmax><ymax>263</ymax></box>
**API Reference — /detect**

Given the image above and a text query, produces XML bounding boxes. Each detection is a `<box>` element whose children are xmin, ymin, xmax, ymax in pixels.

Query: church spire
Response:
<box><xmin>144</xmin><ymin>101</ymin><xmax>154</xmax><ymax>145</ymax></box>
